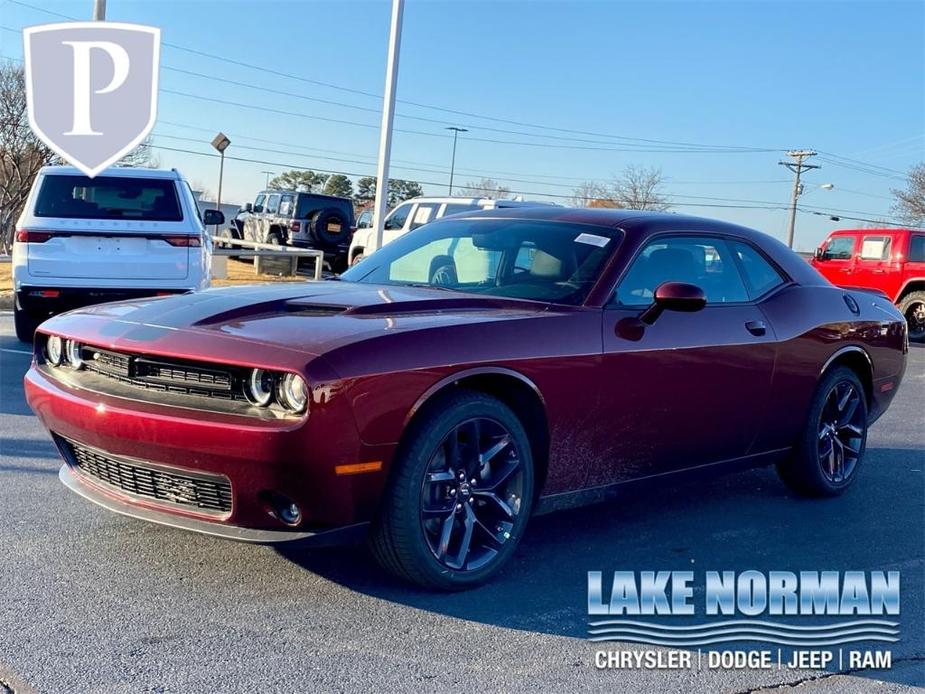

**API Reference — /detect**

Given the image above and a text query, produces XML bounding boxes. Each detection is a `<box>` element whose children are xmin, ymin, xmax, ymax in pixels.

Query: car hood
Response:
<box><xmin>42</xmin><ymin>282</ymin><xmax>555</xmax><ymax>361</ymax></box>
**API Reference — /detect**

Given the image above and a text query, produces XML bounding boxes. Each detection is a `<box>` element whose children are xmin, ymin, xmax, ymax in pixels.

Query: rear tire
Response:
<box><xmin>776</xmin><ymin>366</ymin><xmax>868</xmax><ymax>497</ymax></box>
<box><xmin>369</xmin><ymin>390</ymin><xmax>534</xmax><ymax>590</ymax></box>
<box><xmin>898</xmin><ymin>291</ymin><xmax>925</xmax><ymax>342</ymax></box>
<box><xmin>14</xmin><ymin>297</ymin><xmax>42</xmax><ymax>343</ymax></box>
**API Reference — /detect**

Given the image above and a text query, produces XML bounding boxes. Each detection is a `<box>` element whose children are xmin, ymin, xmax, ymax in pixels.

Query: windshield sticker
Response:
<box><xmin>575</xmin><ymin>233</ymin><xmax>610</xmax><ymax>247</ymax></box>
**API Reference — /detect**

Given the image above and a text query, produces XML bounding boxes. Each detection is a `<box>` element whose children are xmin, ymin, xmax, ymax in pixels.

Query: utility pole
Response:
<box><xmin>779</xmin><ymin>149</ymin><xmax>820</xmax><ymax>249</ymax></box>
<box><xmin>92</xmin><ymin>0</ymin><xmax>106</xmax><ymax>20</ymax></box>
<box><xmin>372</xmin><ymin>0</ymin><xmax>404</xmax><ymax>254</ymax></box>
<box><xmin>446</xmin><ymin>126</ymin><xmax>467</xmax><ymax>194</ymax></box>
<box><xmin>261</xmin><ymin>171</ymin><xmax>274</xmax><ymax>188</ymax></box>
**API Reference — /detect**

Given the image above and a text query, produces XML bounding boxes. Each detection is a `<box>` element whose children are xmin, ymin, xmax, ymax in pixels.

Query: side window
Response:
<box><xmin>440</xmin><ymin>203</ymin><xmax>479</xmax><ymax>218</ymax></box>
<box><xmin>183</xmin><ymin>182</ymin><xmax>203</xmax><ymax>223</ymax></box>
<box><xmin>616</xmin><ymin>235</ymin><xmax>748</xmax><ymax>306</ymax></box>
<box><xmin>384</xmin><ymin>203</ymin><xmax>412</xmax><ymax>230</ymax></box>
<box><xmin>409</xmin><ymin>204</ymin><xmax>437</xmax><ymax>230</ymax></box>
<box><xmin>859</xmin><ymin>236</ymin><xmax>892</xmax><ymax>260</ymax></box>
<box><xmin>909</xmin><ymin>235</ymin><xmax>925</xmax><ymax>262</ymax></box>
<box><xmin>266</xmin><ymin>194</ymin><xmax>281</xmax><ymax>214</ymax></box>
<box><xmin>824</xmin><ymin>236</ymin><xmax>855</xmax><ymax>260</ymax></box>
<box><xmin>278</xmin><ymin>194</ymin><xmax>295</xmax><ymax>216</ymax></box>
<box><xmin>730</xmin><ymin>240</ymin><xmax>785</xmax><ymax>299</ymax></box>
<box><xmin>356</xmin><ymin>210</ymin><xmax>372</xmax><ymax>229</ymax></box>
<box><xmin>253</xmin><ymin>194</ymin><xmax>266</xmax><ymax>213</ymax></box>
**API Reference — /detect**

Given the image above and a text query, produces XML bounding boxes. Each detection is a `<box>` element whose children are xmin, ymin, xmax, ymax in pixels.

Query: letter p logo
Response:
<box><xmin>24</xmin><ymin>22</ymin><xmax>160</xmax><ymax>177</ymax></box>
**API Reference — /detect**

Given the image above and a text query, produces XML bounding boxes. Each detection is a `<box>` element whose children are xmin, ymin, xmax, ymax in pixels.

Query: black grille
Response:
<box><xmin>62</xmin><ymin>439</ymin><xmax>232</xmax><ymax>514</ymax></box>
<box><xmin>82</xmin><ymin>347</ymin><xmax>243</xmax><ymax>401</ymax></box>
<box><xmin>90</xmin><ymin>349</ymin><xmax>131</xmax><ymax>377</ymax></box>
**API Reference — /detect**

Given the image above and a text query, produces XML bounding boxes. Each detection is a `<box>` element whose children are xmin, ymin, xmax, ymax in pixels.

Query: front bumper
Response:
<box><xmin>25</xmin><ymin>364</ymin><xmax>379</xmax><ymax>536</ymax></box>
<box><xmin>59</xmin><ymin>464</ymin><xmax>367</xmax><ymax>546</ymax></box>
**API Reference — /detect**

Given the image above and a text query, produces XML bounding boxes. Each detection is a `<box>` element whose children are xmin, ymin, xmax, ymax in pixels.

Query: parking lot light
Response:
<box><xmin>211</xmin><ymin>133</ymin><xmax>231</xmax><ymax>232</ymax></box>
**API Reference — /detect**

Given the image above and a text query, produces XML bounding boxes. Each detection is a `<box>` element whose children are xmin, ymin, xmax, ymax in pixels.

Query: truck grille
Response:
<box><xmin>61</xmin><ymin>438</ymin><xmax>232</xmax><ymax>515</ymax></box>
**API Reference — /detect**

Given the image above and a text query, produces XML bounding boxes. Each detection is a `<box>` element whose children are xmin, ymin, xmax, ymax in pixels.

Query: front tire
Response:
<box><xmin>777</xmin><ymin>366</ymin><xmax>868</xmax><ymax>497</ymax></box>
<box><xmin>898</xmin><ymin>291</ymin><xmax>925</xmax><ymax>342</ymax></box>
<box><xmin>369</xmin><ymin>390</ymin><xmax>534</xmax><ymax>590</ymax></box>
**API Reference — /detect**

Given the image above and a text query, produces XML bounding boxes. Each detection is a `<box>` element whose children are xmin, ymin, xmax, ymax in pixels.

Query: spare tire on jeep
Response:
<box><xmin>309</xmin><ymin>208</ymin><xmax>350</xmax><ymax>246</ymax></box>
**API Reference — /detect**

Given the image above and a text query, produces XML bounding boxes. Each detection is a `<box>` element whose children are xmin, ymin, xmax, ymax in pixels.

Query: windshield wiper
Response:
<box><xmin>400</xmin><ymin>283</ymin><xmax>457</xmax><ymax>292</ymax></box>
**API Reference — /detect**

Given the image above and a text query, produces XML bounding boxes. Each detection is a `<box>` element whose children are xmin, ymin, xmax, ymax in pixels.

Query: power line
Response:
<box><xmin>2</xmin><ymin>1</ymin><xmax>782</xmax><ymax>152</ymax></box>
<box><xmin>147</xmin><ymin>142</ymin><xmax>908</xmax><ymax>224</ymax></box>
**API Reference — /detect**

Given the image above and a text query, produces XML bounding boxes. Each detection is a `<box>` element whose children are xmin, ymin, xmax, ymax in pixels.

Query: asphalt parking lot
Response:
<box><xmin>0</xmin><ymin>312</ymin><xmax>922</xmax><ymax>694</ymax></box>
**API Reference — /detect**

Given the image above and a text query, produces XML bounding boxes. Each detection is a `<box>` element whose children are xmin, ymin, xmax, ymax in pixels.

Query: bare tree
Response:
<box><xmin>117</xmin><ymin>136</ymin><xmax>159</xmax><ymax>168</ymax></box>
<box><xmin>456</xmin><ymin>177</ymin><xmax>511</xmax><ymax>199</ymax></box>
<box><xmin>0</xmin><ymin>61</ymin><xmax>55</xmax><ymax>253</ymax></box>
<box><xmin>891</xmin><ymin>163</ymin><xmax>925</xmax><ymax>227</ymax></box>
<box><xmin>571</xmin><ymin>180</ymin><xmax>617</xmax><ymax>207</ymax></box>
<box><xmin>610</xmin><ymin>165</ymin><xmax>670</xmax><ymax>211</ymax></box>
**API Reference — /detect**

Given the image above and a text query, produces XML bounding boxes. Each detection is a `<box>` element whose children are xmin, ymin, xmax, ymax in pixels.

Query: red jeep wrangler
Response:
<box><xmin>812</xmin><ymin>228</ymin><xmax>925</xmax><ymax>340</ymax></box>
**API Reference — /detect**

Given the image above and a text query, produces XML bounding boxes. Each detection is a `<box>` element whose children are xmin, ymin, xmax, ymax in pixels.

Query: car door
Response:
<box><xmin>408</xmin><ymin>202</ymin><xmax>440</xmax><ymax>231</ymax></box>
<box><xmin>591</xmin><ymin>234</ymin><xmax>777</xmax><ymax>487</ymax></box>
<box><xmin>814</xmin><ymin>234</ymin><xmax>858</xmax><ymax>286</ymax></box>
<box><xmin>851</xmin><ymin>234</ymin><xmax>894</xmax><ymax>292</ymax></box>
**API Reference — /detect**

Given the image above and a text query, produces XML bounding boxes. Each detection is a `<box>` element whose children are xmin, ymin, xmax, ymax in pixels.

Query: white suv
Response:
<box><xmin>348</xmin><ymin>196</ymin><xmax>553</xmax><ymax>265</ymax></box>
<box><xmin>12</xmin><ymin>166</ymin><xmax>222</xmax><ymax>341</ymax></box>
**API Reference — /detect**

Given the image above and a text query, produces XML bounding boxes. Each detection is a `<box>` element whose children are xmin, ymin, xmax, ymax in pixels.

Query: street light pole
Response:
<box><xmin>261</xmin><ymin>170</ymin><xmax>274</xmax><ymax>188</ymax></box>
<box><xmin>210</xmin><ymin>133</ymin><xmax>231</xmax><ymax>233</ymax></box>
<box><xmin>780</xmin><ymin>149</ymin><xmax>820</xmax><ymax>249</ymax></box>
<box><xmin>372</xmin><ymin>0</ymin><xmax>404</xmax><ymax>254</ymax></box>
<box><xmin>446</xmin><ymin>126</ymin><xmax>467</xmax><ymax>194</ymax></box>
<box><xmin>93</xmin><ymin>0</ymin><xmax>106</xmax><ymax>20</ymax></box>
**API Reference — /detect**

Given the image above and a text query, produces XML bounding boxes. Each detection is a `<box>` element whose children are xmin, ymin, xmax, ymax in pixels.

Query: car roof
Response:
<box><xmin>399</xmin><ymin>196</ymin><xmax>555</xmax><ymax>207</ymax></box>
<box><xmin>828</xmin><ymin>227</ymin><xmax>919</xmax><ymax>235</ymax></box>
<box><xmin>39</xmin><ymin>165</ymin><xmax>182</xmax><ymax>180</ymax></box>
<box><xmin>259</xmin><ymin>190</ymin><xmax>351</xmax><ymax>202</ymax></box>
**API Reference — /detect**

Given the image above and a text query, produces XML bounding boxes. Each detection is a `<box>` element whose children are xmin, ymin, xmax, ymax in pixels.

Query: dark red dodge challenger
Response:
<box><xmin>26</xmin><ymin>209</ymin><xmax>908</xmax><ymax>589</ymax></box>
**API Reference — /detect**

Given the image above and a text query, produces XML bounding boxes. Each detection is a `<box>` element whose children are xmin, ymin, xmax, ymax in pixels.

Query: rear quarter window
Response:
<box><xmin>34</xmin><ymin>175</ymin><xmax>182</xmax><ymax>221</ymax></box>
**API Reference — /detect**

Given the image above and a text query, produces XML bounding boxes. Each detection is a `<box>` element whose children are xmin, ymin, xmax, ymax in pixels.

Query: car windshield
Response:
<box><xmin>340</xmin><ymin>218</ymin><xmax>619</xmax><ymax>305</ymax></box>
<box><xmin>34</xmin><ymin>175</ymin><xmax>183</xmax><ymax>221</ymax></box>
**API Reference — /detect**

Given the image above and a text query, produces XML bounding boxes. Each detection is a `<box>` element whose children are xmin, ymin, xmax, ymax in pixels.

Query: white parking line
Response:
<box><xmin>0</xmin><ymin>348</ymin><xmax>32</xmax><ymax>355</ymax></box>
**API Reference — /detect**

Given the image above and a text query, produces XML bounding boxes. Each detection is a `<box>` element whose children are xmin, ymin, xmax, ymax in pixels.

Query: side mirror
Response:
<box><xmin>243</xmin><ymin>202</ymin><xmax>253</xmax><ymax>213</ymax></box>
<box><xmin>814</xmin><ymin>246</ymin><xmax>826</xmax><ymax>260</ymax></box>
<box><xmin>203</xmin><ymin>209</ymin><xmax>225</xmax><ymax>226</ymax></box>
<box><xmin>639</xmin><ymin>281</ymin><xmax>706</xmax><ymax>325</ymax></box>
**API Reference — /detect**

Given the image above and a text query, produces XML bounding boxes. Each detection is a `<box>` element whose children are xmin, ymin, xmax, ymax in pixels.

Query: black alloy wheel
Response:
<box><xmin>816</xmin><ymin>380</ymin><xmax>865</xmax><ymax>484</ymax></box>
<box><xmin>777</xmin><ymin>366</ymin><xmax>868</xmax><ymax>497</ymax></box>
<box><xmin>420</xmin><ymin>417</ymin><xmax>526</xmax><ymax>572</ymax></box>
<box><xmin>369</xmin><ymin>390</ymin><xmax>534</xmax><ymax>590</ymax></box>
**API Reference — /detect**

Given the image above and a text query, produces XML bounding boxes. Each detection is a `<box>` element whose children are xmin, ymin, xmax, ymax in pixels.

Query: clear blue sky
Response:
<box><xmin>1</xmin><ymin>0</ymin><xmax>922</xmax><ymax>250</ymax></box>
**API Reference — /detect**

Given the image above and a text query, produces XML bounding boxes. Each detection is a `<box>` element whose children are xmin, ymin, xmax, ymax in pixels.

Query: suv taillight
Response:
<box><xmin>163</xmin><ymin>236</ymin><xmax>201</xmax><ymax>247</ymax></box>
<box><xmin>16</xmin><ymin>230</ymin><xmax>54</xmax><ymax>243</ymax></box>
<box><xmin>290</xmin><ymin>221</ymin><xmax>301</xmax><ymax>232</ymax></box>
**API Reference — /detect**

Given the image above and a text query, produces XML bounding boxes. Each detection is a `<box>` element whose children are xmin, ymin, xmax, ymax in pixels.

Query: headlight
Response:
<box><xmin>65</xmin><ymin>340</ymin><xmax>84</xmax><ymax>369</ymax></box>
<box><xmin>245</xmin><ymin>368</ymin><xmax>275</xmax><ymax>406</ymax></box>
<box><xmin>45</xmin><ymin>335</ymin><xmax>63</xmax><ymax>366</ymax></box>
<box><xmin>277</xmin><ymin>373</ymin><xmax>308</xmax><ymax>413</ymax></box>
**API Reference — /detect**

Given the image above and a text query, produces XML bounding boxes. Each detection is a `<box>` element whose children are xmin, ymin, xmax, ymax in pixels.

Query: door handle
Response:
<box><xmin>745</xmin><ymin>320</ymin><xmax>767</xmax><ymax>336</ymax></box>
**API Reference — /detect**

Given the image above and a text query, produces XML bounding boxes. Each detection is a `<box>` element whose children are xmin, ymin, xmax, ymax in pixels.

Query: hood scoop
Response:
<box><xmin>193</xmin><ymin>298</ymin><xmax>346</xmax><ymax>326</ymax></box>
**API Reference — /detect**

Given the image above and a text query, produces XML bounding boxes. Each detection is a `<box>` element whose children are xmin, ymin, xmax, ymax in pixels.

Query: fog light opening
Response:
<box><xmin>278</xmin><ymin>502</ymin><xmax>302</xmax><ymax>526</ymax></box>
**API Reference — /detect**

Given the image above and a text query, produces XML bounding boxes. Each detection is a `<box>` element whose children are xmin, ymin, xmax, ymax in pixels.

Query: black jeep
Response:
<box><xmin>224</xmin><ymin>190</ymin><xmax>356</xmax><ymax>271</ymax></box>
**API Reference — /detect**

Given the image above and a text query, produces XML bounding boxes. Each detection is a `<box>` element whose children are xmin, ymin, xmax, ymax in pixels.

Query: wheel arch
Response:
<box><xmin>897</xmin><ymin>279</ymin><xmax>925</xmax><ymax>302</ymax></box>
<box><xmin>403</xmin><ymin>367</ymin><xmax>551</xmax><ymax>495</ymax></box>
<box><xmin>820</xmin><ymin>346</ymin><xmax>873</xmax><ymax>407</ymax></box>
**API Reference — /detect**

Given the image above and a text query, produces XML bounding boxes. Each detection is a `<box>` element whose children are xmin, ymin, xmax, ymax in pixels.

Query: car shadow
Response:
<box><xmin>278</xmin><ymin>448</ymin><xmax>924</xmax><ymax>686</ymax></box>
